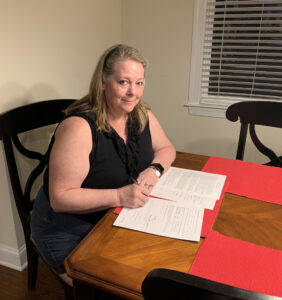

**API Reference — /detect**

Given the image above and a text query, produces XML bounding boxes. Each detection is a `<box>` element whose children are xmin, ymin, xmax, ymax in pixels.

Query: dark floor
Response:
<box><xmin>0</xmin><ymin>258</ymin><xmax>65</xmax><ymax>300</ymax></box>
<box><xmin>0</xmin><ymin>257</ymin><xmax>126</xmax><ymax>300</ymax></box>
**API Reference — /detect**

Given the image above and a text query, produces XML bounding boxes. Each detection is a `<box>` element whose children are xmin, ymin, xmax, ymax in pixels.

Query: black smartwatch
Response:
<box><xmin>149</xmin><ymin>163</ymin><xmax>164</xmax><ymax>178</ymax></box>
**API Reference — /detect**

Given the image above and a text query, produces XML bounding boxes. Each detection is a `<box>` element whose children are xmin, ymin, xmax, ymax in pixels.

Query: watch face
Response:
<box><xmin>150</xmin><ymin>163</ymin><xmax>164</xmax><ymax>177</ymax></box>
<box><xmin>155</xmin><ymin>169</ymin><xmax>161</xmax><ymax>177</ymax></box>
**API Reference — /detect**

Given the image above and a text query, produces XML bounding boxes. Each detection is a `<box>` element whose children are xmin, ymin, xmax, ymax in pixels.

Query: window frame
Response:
<box><xmin>187</xmin><ymin>0</ymin><xmax>282</xmax><ymax>118</ymax></box>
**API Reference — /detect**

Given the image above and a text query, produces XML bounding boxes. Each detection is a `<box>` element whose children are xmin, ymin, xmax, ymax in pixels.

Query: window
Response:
<box><xmin>187</xmin><ymin>0</ymin><xmax>282</xmax><ymax>117</ymax></box>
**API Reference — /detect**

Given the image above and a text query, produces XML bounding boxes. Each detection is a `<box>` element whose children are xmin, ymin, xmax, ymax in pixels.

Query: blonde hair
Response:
<box><xmin>65</xmin><ymin>44</ymin><xmax>150</xmax><ymax>132</ymax></box>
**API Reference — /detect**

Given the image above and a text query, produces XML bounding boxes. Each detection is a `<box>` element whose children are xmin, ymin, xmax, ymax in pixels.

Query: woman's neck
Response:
<box><xmin>108</xmin><ymin>111</ymin><xmax>128</xmax><ymax>127</ymax></box>
<box><xmin>108</xmin><ymin>113</ymin><xmax>129</xmax><ymax>142</ymax></box>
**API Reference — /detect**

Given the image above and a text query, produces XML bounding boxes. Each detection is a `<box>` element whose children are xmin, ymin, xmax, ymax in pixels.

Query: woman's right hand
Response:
<box><xmin>116</xmin><ymin>184</ymin><xmax>150</xmax><ymax>208</ymax></box>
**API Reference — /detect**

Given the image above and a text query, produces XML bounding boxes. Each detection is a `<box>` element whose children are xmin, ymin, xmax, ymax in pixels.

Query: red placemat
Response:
<box><xmin>202</xmin><ymin>156</ymin><xmax>282</xmax><ymax>205</ymax></box>
<box><xmin>189</xmin><ymin>230</ymin><xmax>282</xmax><ymax>297</ymax></box>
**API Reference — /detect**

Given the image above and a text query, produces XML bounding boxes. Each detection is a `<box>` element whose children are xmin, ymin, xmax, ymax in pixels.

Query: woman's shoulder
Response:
<box><xmin>61</xmin><ymin>114</ymin><xmax>90</xmax><ymax>127</ymax></box>
<box><xmin>146</xmin><ymin>109</ymin><xmax>158</xmax><ymax>124</ymax></box>
<box><xmin>55</xmin><ymin>114</ymin><xmax>95</xmax><ymax>140</ymax></box>
<box><xmin>56</xmin><ymin>116</ymin><xmax>89</xmax><ymax>136</ymax></box>
<box><xmin>60</xmin><ymin>112</ymin><xmax>96</xmax><ymax>131</ymax></box>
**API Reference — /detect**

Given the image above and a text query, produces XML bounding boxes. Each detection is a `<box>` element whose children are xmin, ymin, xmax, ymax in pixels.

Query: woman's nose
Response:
<box><xmin>127</xmin><ymin>84</ymin><xmax>135</xmax><ymax>95</ymax></box>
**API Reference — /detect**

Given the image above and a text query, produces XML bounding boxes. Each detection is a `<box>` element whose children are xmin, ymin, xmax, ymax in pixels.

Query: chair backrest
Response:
<box><xmin>226</xmin><ymin>101</ymin><xmax>282</xmax><ymax>167</ymax></box>
<box><xmin>142</xmin><ymin>269</ymin><xmax>274</xmax><ymax>300</ymax></box>
<box><xmin>0</xmin><ymin>99</ymin><xmax>75</xmax><ymax>238</ymax></box>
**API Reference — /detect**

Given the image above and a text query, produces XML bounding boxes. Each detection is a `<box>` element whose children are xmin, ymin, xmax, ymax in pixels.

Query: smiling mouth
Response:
<box><xmin>122</xmin><ymin>99</ymin><xmax>136</xmax><ymax>103</ymax></box>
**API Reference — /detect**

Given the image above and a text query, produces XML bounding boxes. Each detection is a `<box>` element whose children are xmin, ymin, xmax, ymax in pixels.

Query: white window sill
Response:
<box><xmin>185</xmin><ymin>104</ymin><xmax>227</xmax><ymax>118</ymax></box>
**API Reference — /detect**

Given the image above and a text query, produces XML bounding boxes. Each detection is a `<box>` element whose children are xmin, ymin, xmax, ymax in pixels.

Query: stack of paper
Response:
<box><xmin>151</xmin><ymin>167</ymin><xmax>225</xmax><ymax>209</ymax></box>
<box><xmin>113</xmin><ymin>167</ymin><xmax>226</xmax><ymax>242</ymax></box>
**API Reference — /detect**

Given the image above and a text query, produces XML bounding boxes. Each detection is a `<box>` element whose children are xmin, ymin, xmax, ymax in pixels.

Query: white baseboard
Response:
<box><xmin>0</xmin><ymin>243</ymin><xmax>27</xmax><ymax>271</ymax></box>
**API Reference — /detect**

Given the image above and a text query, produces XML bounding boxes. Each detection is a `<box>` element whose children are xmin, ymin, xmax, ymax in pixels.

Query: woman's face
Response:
<box><xmin>103</xmin><ymin>59</ymin><xmax>145</xmax><ymax>117</ymax></box>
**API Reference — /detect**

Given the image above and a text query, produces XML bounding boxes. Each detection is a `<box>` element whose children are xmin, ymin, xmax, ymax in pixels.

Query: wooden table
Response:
<box><xmin>65</xmin><ymin>152</ymin><xmax>282</xmax><ymax>299</ymax></box>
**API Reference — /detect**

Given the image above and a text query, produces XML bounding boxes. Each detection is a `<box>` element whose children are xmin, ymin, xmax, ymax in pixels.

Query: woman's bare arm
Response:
<box><xmin>49</xmin><ymin>116</ymin><xmax>149</xmax><ymax>213</ymax></box>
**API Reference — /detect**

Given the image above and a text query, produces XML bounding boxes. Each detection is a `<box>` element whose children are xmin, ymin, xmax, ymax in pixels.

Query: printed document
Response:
<box><xmin>114</xmin><ymin>197</ymin><xmax>204</xmax><ymax>241</ymax></box>
<box><xmin>113</xmin><ymin>167</ymin><xmax>226</xmax><ymax>242</ymax></box>
<box><xmin>151</xmin><ymin>167</ymin><xmax>226</xmax><ymax>209</ymax></box>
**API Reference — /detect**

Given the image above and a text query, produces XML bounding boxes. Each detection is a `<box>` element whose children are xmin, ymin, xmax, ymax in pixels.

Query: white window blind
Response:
<box><xmin>188</xmin><ymin>0</ymin><xmax>282</xmax><ymax>117</ymax></box>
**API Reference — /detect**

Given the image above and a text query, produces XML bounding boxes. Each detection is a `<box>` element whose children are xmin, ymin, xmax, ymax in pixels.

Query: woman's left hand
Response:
<box><xmin>136</xmin><ymin>167</ymin><xmax>159</xmax><ymax>193</ymax></box>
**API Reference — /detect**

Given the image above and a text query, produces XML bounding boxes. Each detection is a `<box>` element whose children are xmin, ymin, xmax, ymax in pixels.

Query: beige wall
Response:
<box><xmin>1</xmin><ymin>0</ymin><xmax>281</xmax><ymax>254</ymax></box>
<box><xmin>0</xmin><ymin>0</ymin><xmax>121</xmax><ymax>249</ymax></box>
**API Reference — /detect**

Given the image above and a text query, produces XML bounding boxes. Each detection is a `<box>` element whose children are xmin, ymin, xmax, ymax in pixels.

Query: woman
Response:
<box><xmin>31</xmin><ymin>44</ymin><xmax>176</xmax><ymax>286</ymax></box>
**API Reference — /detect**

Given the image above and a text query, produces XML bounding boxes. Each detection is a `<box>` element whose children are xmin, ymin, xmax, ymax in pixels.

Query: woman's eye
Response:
<box><xmin>119</xmin><ymin>80</ymin><xmax>127</xmax><ymax>85</ymax></box>
<box><xmin>137</xmin><ymin>81</ymin><xmax>144</xmax><ymax>86</ymax></box>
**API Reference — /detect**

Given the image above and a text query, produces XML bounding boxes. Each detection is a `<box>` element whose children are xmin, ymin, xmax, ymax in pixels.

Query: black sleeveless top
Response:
<box><xmin>81</xmin><ymin>112</ymin><xmax>154</xmax><ymax>188</ymax></box>
<box><xmin>43</xmin><ymin>111</ymin><xmax>154</xmax><ymax>224</ymax></box>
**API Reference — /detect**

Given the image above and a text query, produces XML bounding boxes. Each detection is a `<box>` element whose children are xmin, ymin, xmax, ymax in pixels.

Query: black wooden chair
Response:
<box><xmin>226</xmin><ymin>101</ymin><xmax>282</xmax><ymax>167</ymax></box>
<box><xmin>0</xmin><ymin>99</ymin><xmax>75</xmax><ymax>299</ymax></box>
<box><xmin>142</xmin><ymin>268</ymin><xmax>277</xmax><ymax>300</ymax></box>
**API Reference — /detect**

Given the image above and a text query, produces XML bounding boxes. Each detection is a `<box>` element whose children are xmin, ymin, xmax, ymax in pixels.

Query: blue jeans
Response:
<box><xmin>30</xmin><ymin>187</ymin><xmax>106</xmax><ymax>274</ymax></box>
